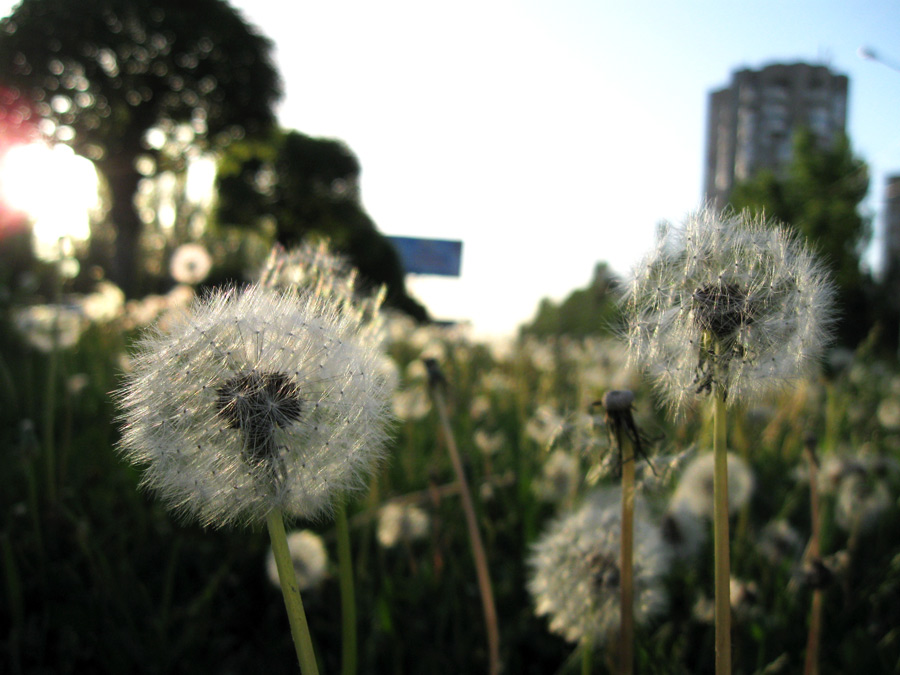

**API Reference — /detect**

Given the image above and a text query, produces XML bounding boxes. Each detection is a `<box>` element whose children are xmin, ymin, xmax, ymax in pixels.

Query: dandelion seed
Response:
<box><xmin>266</xmin><ymin>529</ymin><xmax>329</xmax><ymax>592</ymax></box>
<box><xmin>114</xmin><ymin>284</ymin><xmax>393</xmax><ymax>528</ymax></box>
<box><xmin>527</xmin><ymin>489</ymin><xmax>669</xmax><ymax>647</ymax></box>
<box><xmin>621</xmin><ymin>209</ymin><xmax>835</xmax><ymax>414</ymax></box>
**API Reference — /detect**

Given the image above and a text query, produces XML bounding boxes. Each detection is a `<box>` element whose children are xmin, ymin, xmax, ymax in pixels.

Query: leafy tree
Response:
<box><xmin>0</xmin><ymin>0</ymin><xmax>281</xmax><ymax>295</ymax></box>
<box><xmin>729</xmin><ymin>128</ymin><xmax>872</xmax><ymax>346</ymax></box>
<box><xmin>519</xmin><ymin>262</ymin><xmax>620</xmax><ymax>339</ymax></box>
<box><xmin>216</xmin><ymin>129</ymin><xmax>428</xmax><ymax>320</ymax></box>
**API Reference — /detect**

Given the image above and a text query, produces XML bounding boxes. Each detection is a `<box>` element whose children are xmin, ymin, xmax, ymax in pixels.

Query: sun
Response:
<box><xmin>0</xmin><ymin>142</ymin><xmax>101</xmax><ymax>260</ymax></box>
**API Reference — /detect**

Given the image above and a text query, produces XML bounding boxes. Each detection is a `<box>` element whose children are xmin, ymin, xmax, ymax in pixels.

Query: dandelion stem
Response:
<box><xmin>803</xmin><ymin>436</ymin><xmax>822</xmax><ymax>675</ymax></box>
<box><xmin>713</xmin><ymin>381</ymin><xmax>732</xmax><ymax>675</ymax></box>
<box><xmin>429</xmin><ymin>375</ymin><xmax>501</xmax><ymax>675</ymax></box>
<box><xmin>266</xmin><ymin>508</ymin><xmax>320</xmax><ymax>675</ymax></box>
<box><xmin>335</xmin><ymin>500</ymin><xmax>357</xmax><ymax>675</ymax></box>
<box><xmin>616</xmin><ymin>428</ymin><xmax>635</xmax><ymax>675</ymax></box>
<box><xmin>581</xmin><ymin>639</ymin><xmax>593</xmax><ymax>675</ymax></box>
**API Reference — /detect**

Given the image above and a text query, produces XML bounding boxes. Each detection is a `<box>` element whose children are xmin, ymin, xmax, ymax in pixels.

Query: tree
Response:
<box><xmin>729</xmin><ymin>128</ymin><xmax>872</xmax><ymax>346</ymax></box>
<box><xmin>216</xmin><ymin>129</ymin><xmax>428</xmax><ymax>320</ymax></box>
<box><xmin>0</xmin><ymin>0</ymin><xmax>281</xmax><ymax>295</ymax></box>
<box><xmin>519</xmin><ymin>262</ymin><xmax>620</xmax><ymax>339</ymax></box>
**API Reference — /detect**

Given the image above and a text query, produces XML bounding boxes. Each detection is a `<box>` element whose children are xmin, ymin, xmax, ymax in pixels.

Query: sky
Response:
<box><xmin>4</xmin><ymin>0</ymin><xmax>900</xmax><ymax>338</ymax></box>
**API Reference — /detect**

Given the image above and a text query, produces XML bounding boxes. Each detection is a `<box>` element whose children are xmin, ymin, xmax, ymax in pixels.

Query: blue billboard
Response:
<box><xmin>387</xmin><ymin>236</ymin><xmax>463</xmax><ymax>277</ymax></box>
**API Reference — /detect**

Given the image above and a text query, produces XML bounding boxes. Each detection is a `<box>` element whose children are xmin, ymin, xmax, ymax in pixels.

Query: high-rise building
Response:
<box><xmin>703</xmin><ymin>62</ymin><xmax>849</xmax><ymax>211</ymax></box>
<box><xmin>882</xmin><ymin>175</ymin><xmax>900</xmax><ymax>289</ymax></box>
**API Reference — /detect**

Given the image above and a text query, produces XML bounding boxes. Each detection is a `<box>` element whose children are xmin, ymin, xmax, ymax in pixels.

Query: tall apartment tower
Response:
<box><xmin>703</xmin><ymin>62</ymin><xmax>849</xmax><ymax>211</ymax></box>
<box><xmin>883</xmin><ymin>175</ymin><xmax>900</xmax><ymax>290</ymax></box>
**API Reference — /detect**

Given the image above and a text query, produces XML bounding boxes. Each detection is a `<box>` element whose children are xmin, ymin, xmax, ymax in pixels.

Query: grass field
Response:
<box><xmin>2</xmin><ymin>282</ymin><xmax>899</xmax><ymax>674</ymax></box>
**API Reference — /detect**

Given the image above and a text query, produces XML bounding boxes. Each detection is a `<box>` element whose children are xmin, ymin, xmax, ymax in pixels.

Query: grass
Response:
<box><xmin>2</xmin><ymin>298</ymin><xmax>900</xmax><ymax>674</ymax></box>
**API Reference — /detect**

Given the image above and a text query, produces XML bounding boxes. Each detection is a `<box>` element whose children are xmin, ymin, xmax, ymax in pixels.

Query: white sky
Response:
<box><xmin>3</xmin><ymin>0</ymin><xmax>900</xmax><ymax>338</ymax></box>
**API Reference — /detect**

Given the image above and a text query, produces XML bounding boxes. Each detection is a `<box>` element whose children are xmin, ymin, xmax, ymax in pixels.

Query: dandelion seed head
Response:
<box><xmin>527</xmin><ymin>488</ymin><xmax>669</xmax><ymax>646</ymax></box>
<box><xmin>835</xmin><ymin>473</ymin><xmax>891</xmax><ymax>533</ymax></box>
<box><xmin>170</xmin><ymin>243</ymin><xmax>213</xmax><ymax>285</ymax></box>
<box><xmin>259</xmin><ymin>240</ymin><xmax>386</xmax><ymax>338</ymax></box>
<box><xmin>660</xmin><ymin>502</ymin><xmax>706</xmax><ymax>561</ymax></box>
<box><xmin>13</xmin><ymin>304</ymin><xmax>85</xmax><ymax>351</ymax></box>
<box><xmin>758</xmin><ymin>519</ymin><xmax>803</xmax><ymax>565</ymax></box>
<box><xmin>621</xmin><ymin>208</ymin><xmax>836</xmax><ymax>414</ymax></box>
<box><xmin>376</xmin><ymin>502</ymin><xmax>430</xmax><ymax>548</ymax></box>
<box><xmin>533</xmin><ymin>449</ymin><xmax>580</xmax><ymax>503</ymax></box>
<box><xmin>115</xmin><ymin>284</ymin><xmax>394</xmax><ymax>528</ymax></box>
<box><xmin>670</xmin><ymin>450</ymin><xmax>755</xmax><ymax>519</ymax></box>
<box><xmin>266</xmin><ymin>529</ymin><xmax>328</xmax><ymax>592</ymax></box>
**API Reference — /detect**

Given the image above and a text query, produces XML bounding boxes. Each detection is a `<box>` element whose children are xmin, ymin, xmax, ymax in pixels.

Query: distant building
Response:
<box><xmin>703</xmin><ymin>62</ymin><xmax>849</xmax><ymax>211</ymax></box>
<box><xmin>883</xmin><ymin>175</ymin><xmax>900</xmax><ymax>289</ymax></box>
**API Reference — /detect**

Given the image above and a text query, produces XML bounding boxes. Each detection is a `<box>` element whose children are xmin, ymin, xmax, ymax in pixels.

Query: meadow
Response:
<box><xmin>2</xmin><ymin>267</ymin><xmax>900</xmax><ymax>674</ymax></box>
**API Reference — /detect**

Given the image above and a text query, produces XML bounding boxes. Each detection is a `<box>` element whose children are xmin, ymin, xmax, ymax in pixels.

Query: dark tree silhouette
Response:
<box><xmin>0</xmin><ymin>0</ymin><xmax>281</xmax><ymax>294</ymax></box>
<box><xmin>217</xmin><ymin>129</ymin><xmax>428</xmax><ymax>320</ymax></box>
<box><xmin>519</xmin><ymin>262</ymin><xmax>620</xmax><ymax>338</ymax></box>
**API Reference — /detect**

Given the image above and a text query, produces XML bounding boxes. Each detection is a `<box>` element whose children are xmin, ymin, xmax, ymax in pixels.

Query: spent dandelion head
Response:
<box><xmin>621</xmin><ymin>208</ymin><xmax>836</xmax><ymax>414</ymax></box>
<box><xmin>597</xmin><ymin>390</ymin><xmax>654</xmax><ymax>478</ymax></box>
<box><xmin>527</xmin><ymin>488</ymin><xmax>669</xmax><ymax>646</ymax></box>
<box><xmin>114</xmin><ymin>283</ymin><xmax>394</xmax><ymax>528</ymax></box>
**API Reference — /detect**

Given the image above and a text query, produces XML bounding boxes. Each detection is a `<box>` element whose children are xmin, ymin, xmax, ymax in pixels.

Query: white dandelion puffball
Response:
<box><xmin>169</xmin><ymin>243</ymin><xmax>213</xmax><ymax>285</ymax></box>
<box><xmin>670</xmin><ymin>450</ymin><xmax>755</xmax><ymax>519</ymax></box>
<box><xmin>115</xmin><ymin>284</ymin><xmax>394</xmax><ymax>528</ymax></box>
<box><xmin>259</xmin><ymin>241</ymin><xmax>386</xmax><ymax>336</ymax></box>
<box><xmin>13</xmin><ymin>304</ymin><xmax>85</xmax><ymax>352</ymax></box>
<box><xmin>527</xmin><ymin>489</ymin><xmax>670</xmax><ymax>646</ymax></box>
<box><xmin>621</xmin><ymin>208</ymin><xmax>835</xmax><ymax>413</ymax></box>
<box><xmin>266</xmin><ymin>529</ymin><xmax>329</xmax><ymax>592</ymax></box>
<box><xmin>376</xmin><ymin>502</ymin><xmax>430</xmax><ymax>548</ymax></box>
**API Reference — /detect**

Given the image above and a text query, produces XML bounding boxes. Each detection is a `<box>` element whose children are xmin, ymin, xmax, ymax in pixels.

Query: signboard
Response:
<box><xmin>387</xmin><ymin>236</ymin><xmax>463</xmax><ymax>277</ymax></box>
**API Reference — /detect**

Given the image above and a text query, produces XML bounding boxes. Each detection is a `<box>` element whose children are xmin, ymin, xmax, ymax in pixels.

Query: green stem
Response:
<box><xmin>43</xmin><ymin>308</ymin><xmax>60</xmax><ymax>505</ymax></box>
<box><xmin>581</xmin><ymin>639</ymin><xmax>593</xmax><ymax>675</ymax></box>
<box><xmin>713</xmin><ymin>386</ymin><xmax>732</xmax><ymax>675</ymax></box>
<box><xmin>617</xmin><ymin>428</ymin><xmax>635</xmax><ymax>675</ymax></box>
<box><xmin>431</xmin><ymin>385</ymin><xmax>501</xmax><ymax>675</ymax></box>
<box><xmin>803</xmin><ymin>439</ymin><xmax>822</xmax><ymax>675</ymax></box>
<box><xmin>266</xmin><ymin>508</ymin><xmax>321</xmax><ymax>675</ymax></box>
<box><xmin>335</xmin><ymin>501</ymin><xmax>357</xmax><ymax>675</ymax></box>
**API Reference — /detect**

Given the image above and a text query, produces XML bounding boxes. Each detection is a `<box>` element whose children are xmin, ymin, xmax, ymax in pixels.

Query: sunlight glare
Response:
<box><xmin>0</xmin><ymin>142</ymin><xmax>100</xmax><ymax>260</ymax></box>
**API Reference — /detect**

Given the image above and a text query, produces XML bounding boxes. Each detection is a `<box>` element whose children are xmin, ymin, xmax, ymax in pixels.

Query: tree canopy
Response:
<box><xmin>216</xmin><ymin>129</ymin><xmax>428</xmax><ymax>320</ymax></box>
<box><xmin>519</xmin><ymin>262</ymin><xmax>620</xmax><ymax>339</ymax></box>
<box><xmin>729</xmin><ymin>128</ymin><xmax>872</xmax><ymax>346</ymax></box>
<box><xmin>0</xmin><ymin>0</ymin><xmax>282</xmax><ymax>293</ymax></box>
